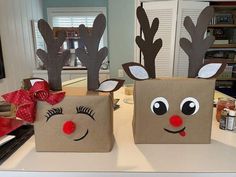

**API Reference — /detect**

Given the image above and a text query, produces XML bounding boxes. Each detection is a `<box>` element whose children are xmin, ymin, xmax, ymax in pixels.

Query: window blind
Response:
<box><xmin>52</xmin><ymin>16</ymin><xmax>96</xmax><ymax>27</ymax></box>
<box><xmin>50</xmin><ymin>12</ymin><xmax>108</xmax><ymax>68</ymax></box>
<box><xmin>52</xmin><ymin>15</ymin><xmax>104</xmax><ymax>48</ymax></box>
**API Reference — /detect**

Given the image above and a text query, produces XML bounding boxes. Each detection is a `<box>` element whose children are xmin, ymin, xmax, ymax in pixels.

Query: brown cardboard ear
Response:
<box><xmin>136</xmin><ymin>6</ymin><xmax>162</xmax><ymax>78</ymax></box>
<box><xmin>180</xmin><ymin>6</ymin><xmax>215</xmax><ymax>78</ymax></box>
<box><xmin>75</xmin><ymin>14</ymin><xmax>108</xmax><ymax>91</ymax></box>
<box><xmin>197</xmin><ymin>63</ymin><xmax>226</xmax><ymax>79</ymax></box>
<box><xmin>122</xmin><ymin>62</ymin><xmax>149</xmax><ymax>81</ymax></box>
<box><xmin>97</xmin><ymin>79</ymin><xmax>124</xmax><ymax>92</ymax></box>
<box><xmin>36</xmin><ymin>19</ymin><xmax>70</xmax><ymax>91</ymax></box>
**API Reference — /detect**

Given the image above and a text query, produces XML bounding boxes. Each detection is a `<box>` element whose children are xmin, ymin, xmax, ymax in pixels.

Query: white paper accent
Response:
<box><xmin>30</xmin><ymin>79</ymin><xmax>43</xmax><ymax>86</ymax></box>
<box><xmin>129</xmin><ymin>66</ymin><xmax>149</xmax><ymax>80</ymax></box>
<box><xmin>0</xmin><ymin>135</ymin><xmax>15</xmax><ymax>146</ymax></box>
<box><xmin>98</xmin><ymin>80</ymin><xmax>119</xmax><ymax>92</ymax></box>
<box><xmin>198</xmin><ymin>63</ymin><xmax>222</xmax><ymax>78</ymax></box>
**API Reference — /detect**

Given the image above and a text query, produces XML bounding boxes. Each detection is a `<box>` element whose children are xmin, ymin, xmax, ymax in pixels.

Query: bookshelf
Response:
<box><xmin>206</xmin><ymin>2</ymin><xmax>236</xmax><ymax>98</ymax></box>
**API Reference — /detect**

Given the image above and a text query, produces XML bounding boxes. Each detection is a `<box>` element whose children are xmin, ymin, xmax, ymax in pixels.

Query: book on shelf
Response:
<box><xmin>213</xmin><ymin>40</ymin><xmax>229</xmax><ymax>45</ymax></box>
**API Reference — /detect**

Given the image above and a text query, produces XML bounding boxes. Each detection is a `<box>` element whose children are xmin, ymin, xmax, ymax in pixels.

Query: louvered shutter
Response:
<box><xmin>141</xmin><ymin>1</ymin><xmax>178</xmax><ymax>77</ymax></box>
<box><xmin>174</xmin><ymin>1</ymin><xmax>209</xmax><ymax>77</ymax></box>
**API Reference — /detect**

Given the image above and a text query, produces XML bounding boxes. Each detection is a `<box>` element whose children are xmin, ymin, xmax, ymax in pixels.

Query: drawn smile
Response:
<box><xmin>74</xmin><ymin>129</ymin><xmax>89</xmax><ymax>141</ymax></box>
<box><xmin>164</xmin><ymin>127</ymin><xmax>186</xmax><ymax>134</ymax></box>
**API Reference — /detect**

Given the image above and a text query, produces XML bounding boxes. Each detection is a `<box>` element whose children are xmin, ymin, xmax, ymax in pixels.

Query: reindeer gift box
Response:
<box><xmin>3</xmin><ymin>14</ymin><xmax>123</xmax><ymax>152</ymax></box>
<box><xmin>123</xmin><ymin>6</ymin><xmax>226</xmax><ymax>144</ymax></box>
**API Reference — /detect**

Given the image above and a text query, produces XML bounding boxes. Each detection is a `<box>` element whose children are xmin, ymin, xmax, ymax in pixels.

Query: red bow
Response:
<box><xmin>2</xmin><ymin>81</ymin><xmax>65</xmax><ymax>123</ymax></box>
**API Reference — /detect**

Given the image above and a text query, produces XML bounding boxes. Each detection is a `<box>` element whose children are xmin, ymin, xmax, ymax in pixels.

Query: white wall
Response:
<box><xmin>108</xmin><ymin>0</ymin><xmax>135</xmax><ymax>83</ymax></box>
<box><xmin>0</xmin><ymin>0</ymin><xmax>43</xmax><ymax>97</ymax></box>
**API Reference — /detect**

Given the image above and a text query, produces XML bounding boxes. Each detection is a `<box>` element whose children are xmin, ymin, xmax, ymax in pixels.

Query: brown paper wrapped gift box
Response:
<box><xmin>33</xmin><ymin>13</ymin><xmax>124</xmax><ymax>152</ymax></box>
<box><xmin>122</xmin><ymin>6</ymin><xmax>226</xmax><ymax>144</ymax></box>
<box><xmin>133</xmin><ymin>78</ymin><xmax>215</xmax><ymax>144</ymax></box>
<box><xmin>34</xmin><ymin>87</ymin><xmax>114</xmax><ymax>152</ymax></box>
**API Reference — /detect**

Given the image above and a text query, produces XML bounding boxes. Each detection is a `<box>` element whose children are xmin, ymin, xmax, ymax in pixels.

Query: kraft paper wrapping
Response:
<box><xmin>133</xmin><ymin>78</ymin><xmax>215</xmax><ymax>144</ymax></box>
<box><xmin>34</xmin><ymin>87</ymin><xmax>114</xmax><ymax>152</ymax></box>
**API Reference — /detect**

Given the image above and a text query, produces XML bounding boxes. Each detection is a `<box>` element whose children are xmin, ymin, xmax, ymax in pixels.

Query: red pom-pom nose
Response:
<box><xmin>63</xmin><ymin>121</ymin><xmax>76</xmax><ymax>135</ymax></box>
<box><xmin>169</xmin><ymin>115</ymin><xmax>183</xmax><ymax>127</ymax></box>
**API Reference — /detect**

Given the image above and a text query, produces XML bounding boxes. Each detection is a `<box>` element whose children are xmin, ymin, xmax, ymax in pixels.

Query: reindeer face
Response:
<box><xmin>34</xmin><ymin>88</ymin><xmax>114</xmax><ymax>152</ymax></box>
<box><xmin>133</xmin><ymin>78</ymin><xmax>215</xmax><ymax>144</ymax></box>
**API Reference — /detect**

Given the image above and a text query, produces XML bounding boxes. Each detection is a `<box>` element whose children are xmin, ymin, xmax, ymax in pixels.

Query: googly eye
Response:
<box><xmin>180</xmin><ymin>97</ymin><xmax>199</xmax><ymax>115</ymax></box>
<box><xmin>150</xmin><ymin>97</ymin><xmax>169</xmax><ymax>116</ymax></box>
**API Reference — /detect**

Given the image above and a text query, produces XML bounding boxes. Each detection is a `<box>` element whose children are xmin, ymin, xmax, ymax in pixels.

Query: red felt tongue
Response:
<box><xmin>179</xmin><ymin>130</ymin><xmax>186</xmax><ymax>137</ymax></box>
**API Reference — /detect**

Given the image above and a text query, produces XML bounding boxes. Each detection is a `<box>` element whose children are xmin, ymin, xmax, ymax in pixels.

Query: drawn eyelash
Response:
<box><xmin>76</xmin><ymin>106</ymin><xmax>95</xmax><ymax>120</ymax></box>
<box><xmin>45</xmin><ymin>107</ymin><xmax>63</xmax><ymax>121</ymax></box>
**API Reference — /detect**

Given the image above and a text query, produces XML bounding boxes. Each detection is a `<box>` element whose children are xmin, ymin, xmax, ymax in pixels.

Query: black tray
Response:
<box><xmin>0</xmin><ymin>125</ymin><xmax>34</xmax><ymax>165</ymax></box>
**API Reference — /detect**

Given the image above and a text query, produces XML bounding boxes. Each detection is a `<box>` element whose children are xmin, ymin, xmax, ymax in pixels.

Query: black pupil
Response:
<box><xmin>182</xmin><ymin>101</ymin><xmax>196</xmax><ymax>115</ymax></box>
<box><xmin>153</xmin><ymin>101</ymin><xmax>167</xmax><ymax>115</ymax></box>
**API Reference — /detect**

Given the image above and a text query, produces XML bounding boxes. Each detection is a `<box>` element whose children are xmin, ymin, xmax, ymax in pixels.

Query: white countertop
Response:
<box><xmin>0</xmin><ymin>89</ymin><xmax>236</xmax><ymax>177</ymax></box>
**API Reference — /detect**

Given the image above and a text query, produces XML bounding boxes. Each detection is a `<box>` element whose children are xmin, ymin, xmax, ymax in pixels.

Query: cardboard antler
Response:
<box><xmin>180</xmin><ymin>6</ymin><xmax>215</xmax><ymax>78</ymax></box>
<box><xmin>136</xmin><ymin>6</ymin><xmax>162</xmax><ymax>78</ymax></box>
<box><xmin>75</xmin><ymin>14</ymin><xmax>108</xmax><ymax>91</ymax></box>
<box><xmin>36</xmin><ymin>19</ymin><xmax>70</xmax><ymax>91</ymax></box>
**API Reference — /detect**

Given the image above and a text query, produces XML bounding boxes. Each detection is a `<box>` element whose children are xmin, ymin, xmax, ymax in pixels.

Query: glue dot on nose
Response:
<box><xmin>63</xmin><ymin>121</ymin><xmax>76</xmax><ymax>135</ymax></box>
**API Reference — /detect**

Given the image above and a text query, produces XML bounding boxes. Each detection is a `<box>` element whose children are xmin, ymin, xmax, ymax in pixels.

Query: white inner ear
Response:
<box><xmin>129</xmin><ymin>65</ymin><xmax>149</xmax><ymax>80</ymax></box>
<box><xmin>98</xmin><ymin>80</ymin><xmax>119</xmax><ymax>92</ymax></box>
<box><xmin>30</xmin><ymin>79</ymin><xmax>43</xmax><ymax>86</ymax></box>
<box><xmin>198</xmin><ymin>63</ymin><xmax>222</xmax><ymax>78</ymax></box>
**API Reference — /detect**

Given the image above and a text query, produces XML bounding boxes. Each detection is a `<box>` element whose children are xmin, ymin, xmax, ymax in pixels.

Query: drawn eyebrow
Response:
<box><xmin>76</xmin><ymin>106</ymin><xmax>95</xmax><ymax>120</ymax></box>
<box><xmin>45</xmin><ymin>107</ymin><xmax>63</xmax><ymax>122</ymax></box>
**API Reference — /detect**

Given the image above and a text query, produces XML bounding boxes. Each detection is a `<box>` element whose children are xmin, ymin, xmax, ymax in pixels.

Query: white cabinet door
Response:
<box><xmin>70</xmin><ymin>73</ymin><xmax>87</xmax><ymax>80</ymax></box>
<box><xmin>139</xmin><ymin>1</ymin><xmax>178</xmax><ymax>77</ymax></box>
<box><xmin>136</xmin><ymin>0</ymin><xmax>209</xmax><ymax>77</ymax></box>
<box><xmin>61</xmin><ymin>74</ymin><xmax>71</xmax><ymax>82</ymax></box>
<box><xmin>99</xmin><ymin>73</ymin><xmax>110</xmax><ymax>81</ymax></box>
<box><xmin>32</xmin><ymin>73</ymin><xmax>48</xmax><ymax>81</ymax></box>
<box><xmin>33</xmin><ymin>72</ymin><xmax>71</xmax><ymax>82</ymax></box>
<box><xmin>70</xmin><ymin>73</ymin><xmax>109</xmax><ymax>81</ymax></box>
<box><xmin>173</xmin><ymin>0</ymin><xmax>209</xmax><ymax>77</ymax></box>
